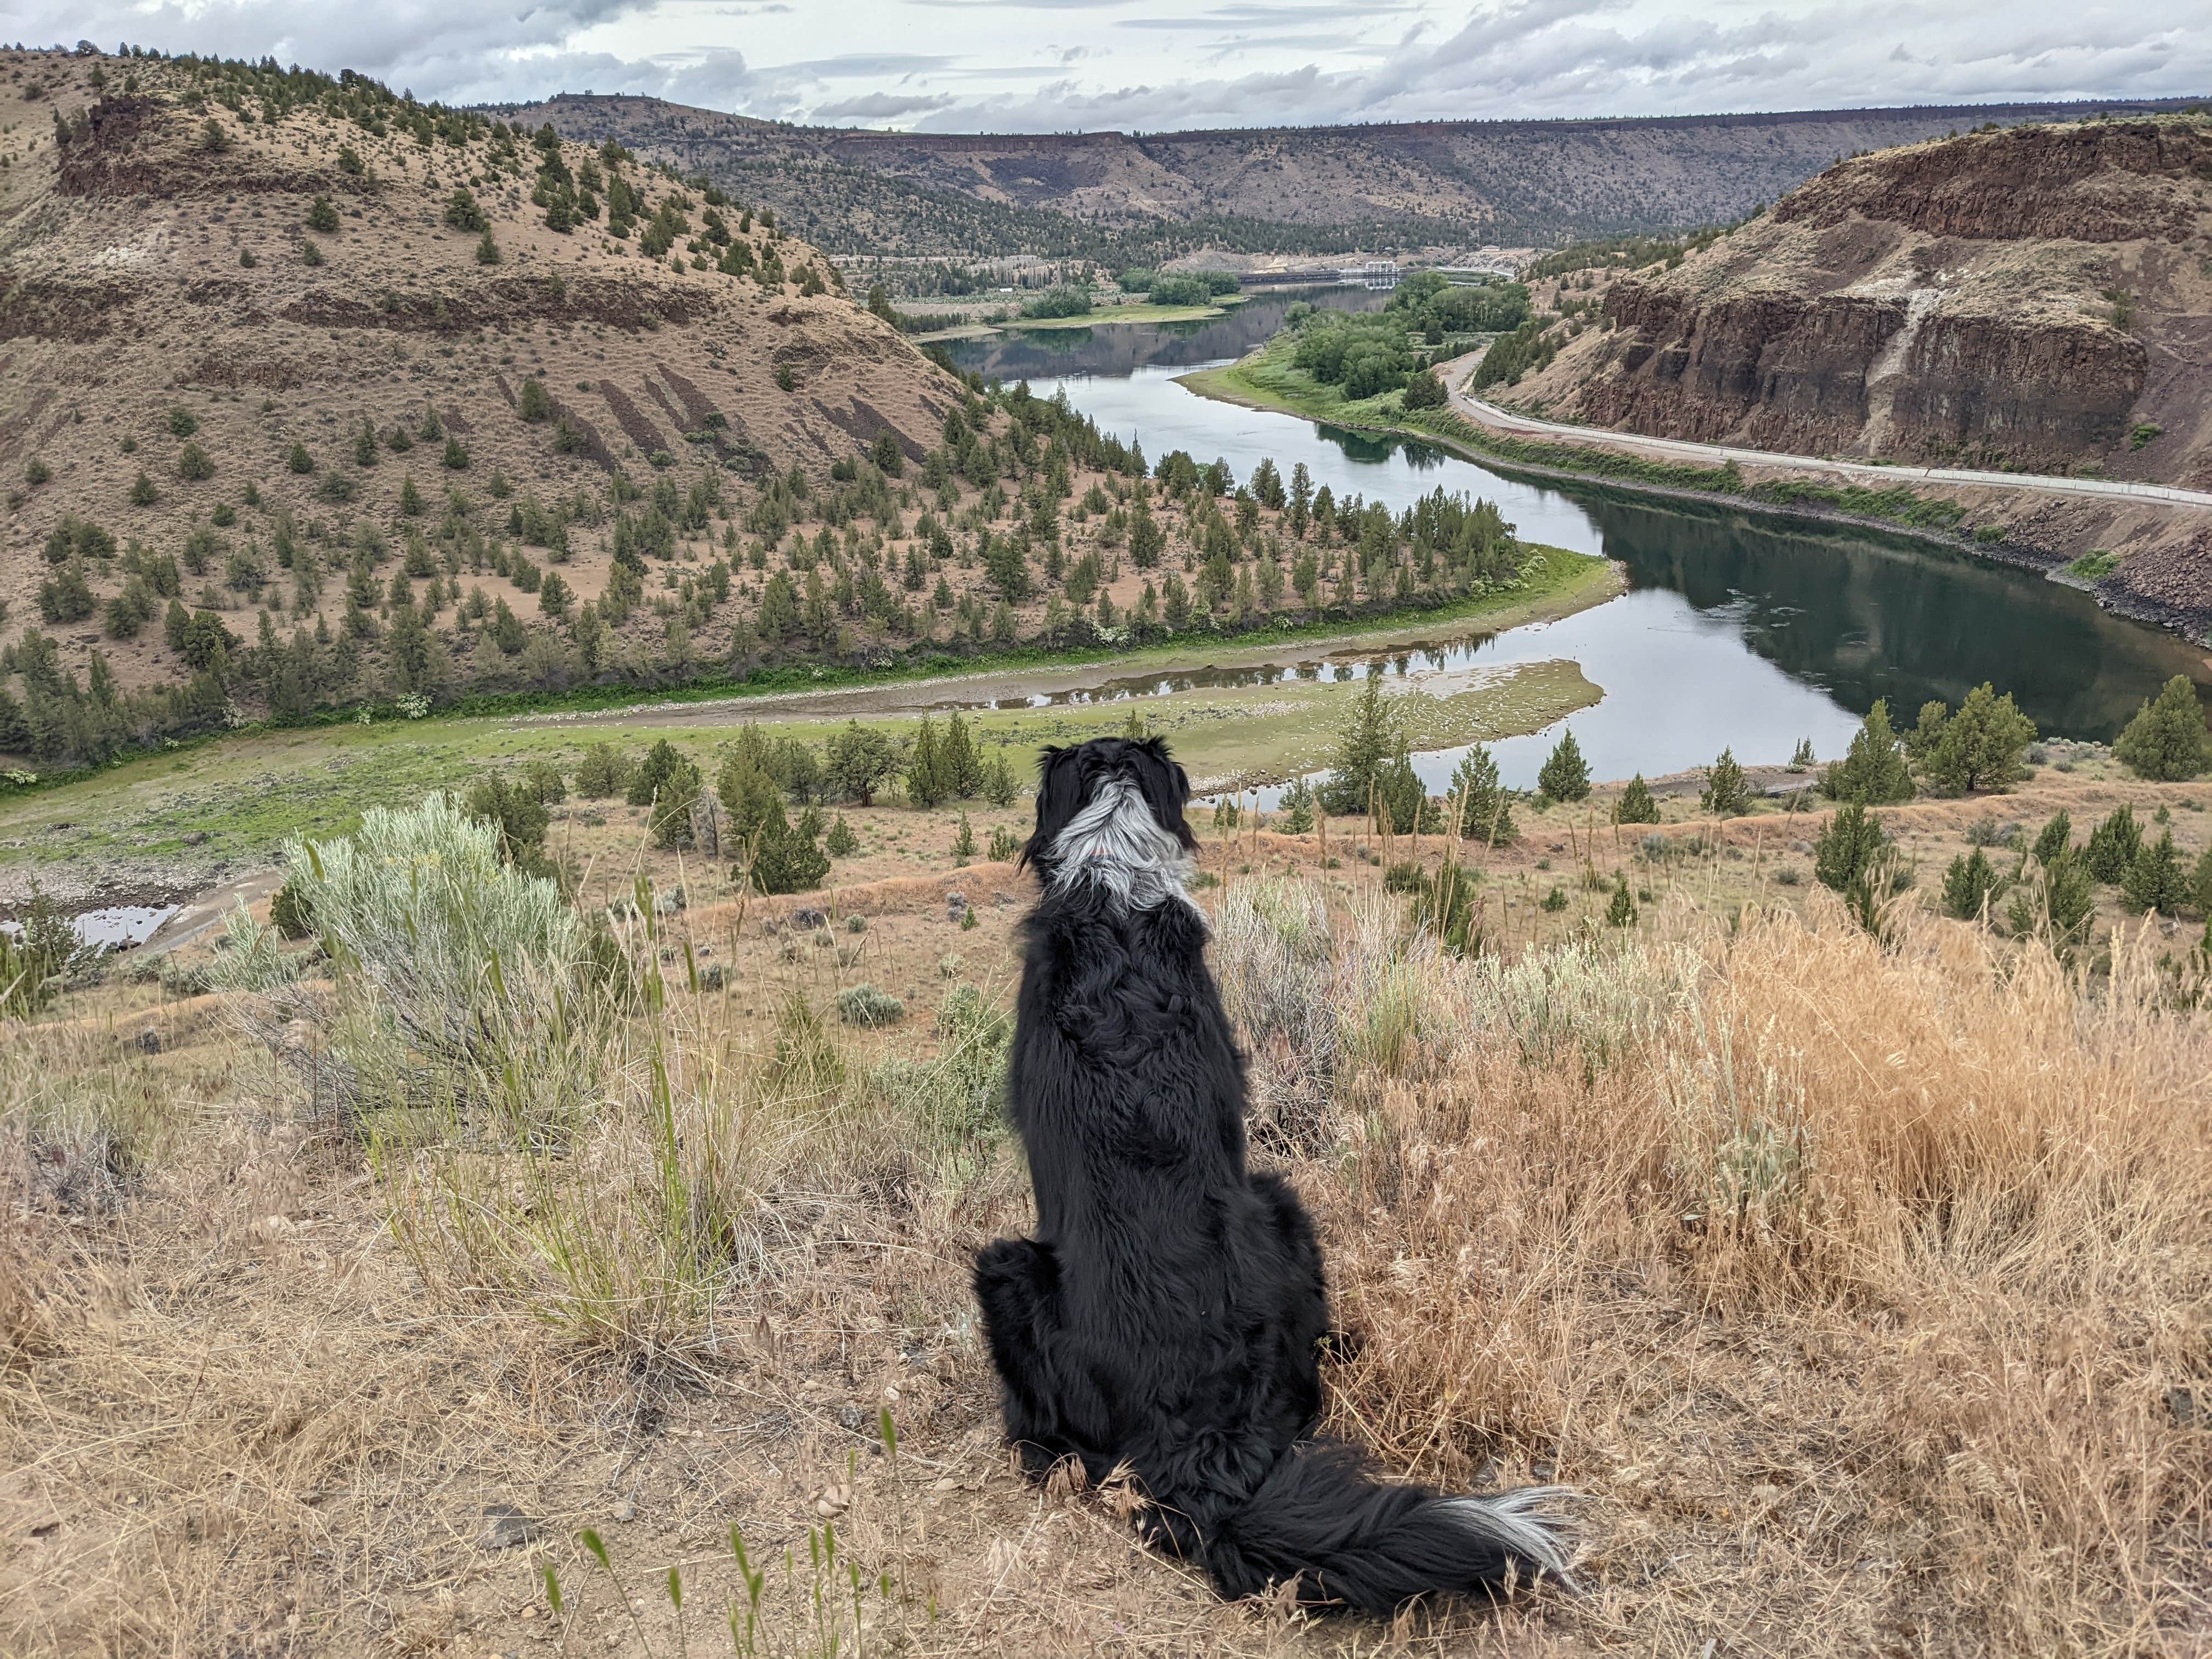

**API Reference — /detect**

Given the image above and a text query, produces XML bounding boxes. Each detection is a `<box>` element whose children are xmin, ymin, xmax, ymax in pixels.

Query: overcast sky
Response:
<box><xmin>20</xmin><ymin>0</ymin><xmax>2210</xmax><ymax>132</ymax></box>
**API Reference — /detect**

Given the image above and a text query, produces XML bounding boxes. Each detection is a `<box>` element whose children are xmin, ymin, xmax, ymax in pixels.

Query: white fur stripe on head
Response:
<box><xmin>1046</xmin><ymin>776</ymin><xmax>1197</xmax><ymax>913</ymax></box>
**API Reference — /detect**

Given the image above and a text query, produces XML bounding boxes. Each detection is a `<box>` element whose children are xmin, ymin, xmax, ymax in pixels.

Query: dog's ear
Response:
<box><xmin>1132</xmin><ymin>737</ymin><xmax>1201</xmax><ymax>853</ymax></box>
<box><xmin>1020</xmin><ymin>744</ymin><xmax>1086</xmax><ymax>872</ymax></box>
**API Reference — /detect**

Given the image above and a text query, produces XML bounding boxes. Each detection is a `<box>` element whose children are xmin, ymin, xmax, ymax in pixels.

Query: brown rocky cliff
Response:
<box><xmin>1515</xmin><ymin>115</ymin><xmax>2207</xmax><ymax>479</ymax></box>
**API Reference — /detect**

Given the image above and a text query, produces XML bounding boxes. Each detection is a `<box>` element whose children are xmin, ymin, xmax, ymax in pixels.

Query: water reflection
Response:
<box><xmin>947</xmin><ymin>311</ymin><xmax>2211</xmax><ymax>784</ymax></box>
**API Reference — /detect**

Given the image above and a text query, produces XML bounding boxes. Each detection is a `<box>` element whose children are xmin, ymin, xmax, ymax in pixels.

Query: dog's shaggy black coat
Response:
<box><xmin>974</xmin><ymin>736</ymin><xmax>1570</xmax><ymax>1612</ymax></box>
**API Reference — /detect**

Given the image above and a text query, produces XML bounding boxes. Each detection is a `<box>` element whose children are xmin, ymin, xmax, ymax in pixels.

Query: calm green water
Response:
<box><xmin>950</xmin><ymin>307</ymin><xmax>2210</xmax><ymax>791</ymax></box>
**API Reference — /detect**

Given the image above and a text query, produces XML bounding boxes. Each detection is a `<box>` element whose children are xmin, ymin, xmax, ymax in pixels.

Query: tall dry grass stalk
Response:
<box><xmin>1204</xmin><ymin>884</ymin><xmax>2212</xmax><ymax>1652</ymax></box>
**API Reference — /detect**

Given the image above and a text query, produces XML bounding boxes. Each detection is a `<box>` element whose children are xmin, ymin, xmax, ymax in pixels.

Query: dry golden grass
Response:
<box><xmin>5</xmin><ymin>842</ymin><xmax>2210</xmax><ymax>1656</ymax></box>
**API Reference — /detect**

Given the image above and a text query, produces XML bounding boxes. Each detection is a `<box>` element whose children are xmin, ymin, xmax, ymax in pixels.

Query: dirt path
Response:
<box><xmin>1440</xmin><ymin>353</ymin><xmax>2212</xmax><ymax>510</ymax></box>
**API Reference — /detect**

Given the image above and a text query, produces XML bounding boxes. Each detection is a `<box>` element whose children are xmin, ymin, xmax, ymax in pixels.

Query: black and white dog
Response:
<box><xmin>974</xmin><ymin>736</ymin><xmax>1571</xmax><ymax>1612</ymax></box>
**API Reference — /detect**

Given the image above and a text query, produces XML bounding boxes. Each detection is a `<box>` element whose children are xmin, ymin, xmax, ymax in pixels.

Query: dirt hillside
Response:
<box><xmin>0</xmin><ymin>48</ymin><xmax>962</xmax><ymax>727</ymax></box>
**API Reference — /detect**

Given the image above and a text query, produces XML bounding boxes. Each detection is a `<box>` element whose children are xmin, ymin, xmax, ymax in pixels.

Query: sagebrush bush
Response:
<box><xmin>835</xmin><ymin>983</ymin><xmax>905</xmax><ymax>1028</ymax></box>
<box><xmin>209</xmin><ymin>794</ymin><xmax>595</xmax><ymax>1128</ymax></box>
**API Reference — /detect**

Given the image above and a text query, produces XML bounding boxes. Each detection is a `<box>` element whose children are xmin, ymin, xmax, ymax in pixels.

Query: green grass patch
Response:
<box><xmin>0</xmin><ymin>554</ymin><xmax>1617</xmax><ymax>878</ymax></box>
<box><xmin>1006</xmin><ymin>296</ymin><xmax>1245</xmax><ymax>331</ymax></box>
<box><xmin>1185</xmin><ymin>334</ymin><xmax>1981</xmax><ymax>541</ymax></box>
<box><xmin>2066</xmin><ymin>549</ymin><xmax>2123</xmax><ymax>582</ymax></box>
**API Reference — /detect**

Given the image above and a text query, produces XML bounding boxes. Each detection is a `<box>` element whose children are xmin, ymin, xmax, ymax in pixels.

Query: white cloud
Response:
<box><xmin>19</xmin><ymin>0</ymin><xmax>2209</xmax><ymax>129</ymax></box>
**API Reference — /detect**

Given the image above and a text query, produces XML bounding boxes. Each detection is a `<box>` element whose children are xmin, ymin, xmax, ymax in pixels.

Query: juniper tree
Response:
<box><xmin>825</xmin><ymin>721</ymin><xmax>896</xmax><ymax>805</ymax></box>
<box><xmin>1940</xmin><ymin>848</ymin><xmax>2002</xmax><ymax>921</ymax></box>
<box><xmin>1448</xmin><ymin>744</ymin><xmax>1516</xmax><ymax>844</ymax></box>
<box><xmin>2032</xmin><ymin>810</ymin><xmax>2074</xmax><ymax>869</ymax></box>
<box><xmin>2008</xmin><ymin>851</ymin><xmax>2096</xmax><ymax>958</ymax></box>
<box><xmin>1537</xmin><ymin>727</ymin><xmax>1590</xmax><ymax>804</ymax></box>
<box><xmin>1699</xmin><ymin>748</ymin><xmax>1752</xmax><ymax>818</ymax></box>
<box><xmin>1613</xmin><ymin>774</ymin><xmax>1660</xmax><ymax>825</ymax></box>
<box><xmin>906</xmin><ymin>718</ymin><xmax>945</xmax><ymax>809</ymax></box>
<box><xmin>2122</xmin><ymin>831</ymin><xmax>2188</xmax><ymax>916</ymax></box>
<box><xmin>1319</xmin><ymin>676</ymin><xmax>1396</xmax><ymax>816</ymax></box>
<box><xmin>627</xmin><ymin>739</ymin><xmax>703</xmax><ymax>848</ymax></box>
<box><xmin>1912</xmin><ymin>684</ymin><xmax>2036</xmax><ymax>795</ymax></box>
<box><xmin>1822</xmin><ymin>699</ymin><xmax>1914</xmax><ymax>804</ymax></box>
<box><xmin>1814</xmin><ymin>803</ymin><xmax>1897</xmax><ymax>930</ymax></box>
<box><xmin>2084</xmin><ymin>806</ymin><xmax>2143</xmax><ymax>884</ymax></box>
<box><xmin>2114</xmin><ymin>674</ymin><xmax>2209</xmax><ymax>781</ymax></box>
<box><xmin>941</xmin><ymin>712</ymin><xmax>982</xmax><ymax>798</ymax></box>
<box><xmin>1605</xmin><ymin>873</ymin><xmax>1638</xmax><ymax>928</ymax></box>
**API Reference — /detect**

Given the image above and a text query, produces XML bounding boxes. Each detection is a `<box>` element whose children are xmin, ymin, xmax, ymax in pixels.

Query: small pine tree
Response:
<box><xmin>2008</xmin><ymin>852</ymin><xmax>2096</xmax><ymax>957</ymax></box>
<box><xmin>476</xmin><ymin>228</ymin><xmax>501</xmax><ymax>266</ymax></box>
<box><xmin>442</xmin><ymin>438</ymin><xmax>470</xmax><ymax>471</ymax></box>
<box><xmin>1940</xmin><ymin>848</ymin><xmax>2001</xmax><ymax>921</ymax></box>
<box><xmin>1787</xmin><ymin>737</ymin><xmax>1816</xmax><ymax>772</ymax></box>
<box><xmin>129</xmin><ymin>470</ymin><xmax>156</xmax><ymax>505</ymax></box>
<box><xmin>1449</xmin><ymin>744</ymin><xmax>1516</xmax><ymax>844</ymax></box>
<box><xmin>906</xmin><ymin>718</ymin><xmax>944</xmax><ymax>809</ymax></box>
<box><xmin>1813</xmin><ymin>803</ymin><xmax>1896</xmax><ymax>930</ymax></box>
<box><xmin>2083</xmin><ymin>806</ymin><xmax>2143</xmax><ymax>884</ymax></box>
<box><xmin>1374</xmin><ymin>743</ymin><xmax>1437</xmax><ymax>834</ymax></box>
<box><xmin>942</xmin><ymin>713</ymin><xmax>982</xmax><ymax>798</ymax></box>
<box><xmin>950</xmin><ymin>812</ymin><xmax>976</xmax><ymax>865</ymax></box>
<box><xmin>2114</xmin><ymin>674</ymin><xmax>2209</xmax><ymax>781</ymax></box>
<box><xmin>1536</xmin><ymin>728</ymin><xmax>1590</xmax><ymax>804</ymax></box>
<box><xmin>2121</xmin><ymin>831</ymin><xmax>2188</xmax><ymax>916</ymax></box>
<box><xmin>1699</xmin><ymin>748</ymin><xmax>1752</xmax><ymax>818</ymax></box>
<box><xmin>1605</xmin><ymin>873</ymin><xmax>1638</xmax><ymax>927</ymax></box>
<box><xmin>2031</xmin><ymin>810</ymin><xmax>2074</xmax><ymax>868</ymax></box>
<box><xmin>825</xmin><ymin>814</ymin><xmax>857</xmax><ymax>857</ymax></box>
<box><xmin>1822</xmin><ymin>699</ymin><xmax>1915</xmax><ymax>804</ymax></box>
<box><xmin>1277</xmin><ymin>775</ymin><xmax>1317</xmax><ymax>834</ymax></box>
<box><xmin>288</xmin><ymin>442</ymin><xmax>314</xmax><ymax>475</ymax></box>
<box><xmin>981</xmin><ymin>747</ymin><xmax>1020</xmax><ymax>808</ymax></box>
<box><xmin>1319</xmin><ymin>677</ymin><xmax>1397</xmax><ymax>816</ymax></box>
<box><xmin>2194</xmin><ymin>845</ymin><xmax>2212</xmax><ymax>917</ymax></box>
<box><xmin>1612</xmin><ymin>774</ymin><xmax>1660</xmax><ymax>825</ymax></box>
<box><xmin>307</xmin><ymin>194</ymin><xmax>340</xmax><ymax>233</ymax></box>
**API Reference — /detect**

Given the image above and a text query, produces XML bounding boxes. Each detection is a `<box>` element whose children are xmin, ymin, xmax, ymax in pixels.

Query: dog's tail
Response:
<box><xmin>1195</xmin><ymin>1442</ymin><xmax>1575</xmax><ymax>1612</ymax></box>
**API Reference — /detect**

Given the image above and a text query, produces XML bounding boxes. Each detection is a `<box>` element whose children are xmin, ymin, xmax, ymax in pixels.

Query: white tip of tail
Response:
<box><xmin>1443</xmin><ymin>1487</ymin><xmax>1580</xmax><ymax>1590</ymax></box>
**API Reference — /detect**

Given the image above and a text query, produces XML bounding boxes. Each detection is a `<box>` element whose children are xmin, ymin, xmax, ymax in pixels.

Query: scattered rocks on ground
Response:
<box><xmin>474</xmin><ymin>1505</ymin><xmax>542</xmax><ymax>1551</ymax></box>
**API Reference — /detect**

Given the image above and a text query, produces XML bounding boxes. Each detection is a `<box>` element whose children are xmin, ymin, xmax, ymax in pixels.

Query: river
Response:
<box><xmin>948</xmin><ymin>294</ymin><xmax>2212</xmax><ymax>793</ymax></box>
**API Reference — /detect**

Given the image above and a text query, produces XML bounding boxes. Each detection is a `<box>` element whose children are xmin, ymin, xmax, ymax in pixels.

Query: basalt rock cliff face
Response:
<box><xmin>1512</xmin><ymin>117</ymin><xmax>2212</xmax><ymax>487</ymax></box>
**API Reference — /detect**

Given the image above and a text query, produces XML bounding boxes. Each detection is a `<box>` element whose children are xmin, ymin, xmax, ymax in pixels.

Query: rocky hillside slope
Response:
<box><xmin>0</xmin><ymin>48</ymin><xmax>961</xmax><ymax>732</ymax></box>
<box><xmin>500</xmin><ymin>95</ymin><xmax>2203</xmax><ymax>258</ymax></box>
<box><xmin>1501</xmin><ymin>116</ymin><xmax>2212</xmax><ymax>488</ymax></box>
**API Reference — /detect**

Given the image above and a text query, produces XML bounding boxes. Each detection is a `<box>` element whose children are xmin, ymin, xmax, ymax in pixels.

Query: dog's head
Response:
<box><xmin>1020</xmin><ymin>736</ymin><xmax>1200</xmax><ymax>908</ymax></box>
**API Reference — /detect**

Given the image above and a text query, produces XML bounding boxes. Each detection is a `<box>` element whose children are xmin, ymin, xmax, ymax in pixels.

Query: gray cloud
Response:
<box><xmin>814</xmin><ymin>89</ymin><xmax>960</xmax><ymax>116</ymax></box>
<box><xmin>19</xmin><ymin>0</ymin><xmax>2210</xmax><ymax>130</ymax></box>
